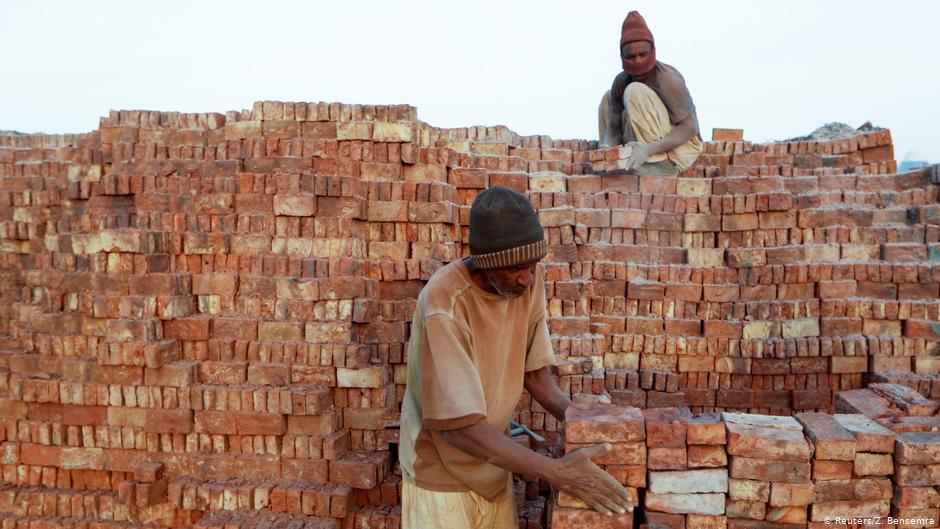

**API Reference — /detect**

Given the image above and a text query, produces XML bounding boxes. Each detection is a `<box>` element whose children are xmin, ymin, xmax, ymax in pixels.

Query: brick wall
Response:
<box><xmin>0</xmin><ymin>100</ymin><xmax>939</xmax><ymax>528</ymax></box>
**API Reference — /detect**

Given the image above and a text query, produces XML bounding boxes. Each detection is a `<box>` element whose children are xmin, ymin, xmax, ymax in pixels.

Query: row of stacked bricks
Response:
<box><xmin>555</xmin><ymin>389</ymin><xmax>940</xmax><ymax>529</ymax></box>
<box><xmin>1</xmin><ymin>98</ymin><xmax>940</xmax><ymax>529</ymax></box>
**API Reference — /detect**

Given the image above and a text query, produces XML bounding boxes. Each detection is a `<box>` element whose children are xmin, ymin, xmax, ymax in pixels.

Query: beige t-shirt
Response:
<box><xmin>398</xmin><ymin>259</ymin><xmax>555</xmax><ymax>501</ymax></box>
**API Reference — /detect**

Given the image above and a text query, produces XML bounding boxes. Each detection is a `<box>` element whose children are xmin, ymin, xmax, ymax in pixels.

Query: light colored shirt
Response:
<box><xmin>398</xmin><ymin>259</ymin><xmax>555</xmax><ymax>501</ymax></box>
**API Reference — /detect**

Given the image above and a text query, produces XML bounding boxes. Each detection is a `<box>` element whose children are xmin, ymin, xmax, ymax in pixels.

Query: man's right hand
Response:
<box><xmin>548</xmin><ymin>443</ymin><xmax>634</xmax><ymax>516</ymax></box>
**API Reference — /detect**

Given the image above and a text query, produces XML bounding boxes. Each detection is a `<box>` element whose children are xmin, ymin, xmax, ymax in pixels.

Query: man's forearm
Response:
<box><xmin>646</xmin><ymin>118</ymin><xmax>696</xmax><ymax>155</ymax></box>
<box><xmin>442</xmin><ymin>420</ymin><xmax>557</xmax><ymax>480</ymax></box>
<box><xmin>524</xmin><ymin>367</ymin><xmax>573</xmax><ymax>422</ymax></box>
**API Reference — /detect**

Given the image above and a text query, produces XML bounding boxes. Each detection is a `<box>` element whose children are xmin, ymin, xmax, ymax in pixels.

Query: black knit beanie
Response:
<box><xmin>469</xmin><ymin>186</ymin><xmax>547</xmax><ymax>269</ymax></box>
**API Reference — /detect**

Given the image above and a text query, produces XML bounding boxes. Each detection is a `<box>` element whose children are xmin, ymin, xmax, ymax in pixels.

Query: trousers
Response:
<box><xmin>401</xmin><ymin>475</ymin><xmax>517</xmax><ymax>529</ymax></box>
<box><xmin>598</xmin><ymin>81</ymin><xmax>703</xmax><ymax>170</ymax></box>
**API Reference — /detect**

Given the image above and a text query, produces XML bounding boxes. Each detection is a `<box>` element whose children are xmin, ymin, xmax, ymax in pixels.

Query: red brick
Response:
<box><xmin>565</xmin><ymin>403</ymin><xmax>645</xmax><ymax>443</ymax></box>
<box><xmin>712</xmin><ymin>128</ymin><xmax>743</xmax><ymax>141</ymax></box>
<box><xmin>627</xmin><ymin>281</ymin><xmax>665</xmax><ymax>300</ymax></box>
<box><xmin>644</xmin><ymin>408</ymin><xmax>686</xmax><ymax>448</ymax></box>
<box><xmin>163</xmin><ymin>319</ymin><xmax>210</xmax><ymax>340</ymax></box>
<box><xmin>703</xmin><ymin>321</ymin><xmax>742</xmax><ymax>339</ymax></box>
<box><xmin>551</xmin><ymin>507</ymin><xmax>633</xmax><ymax>529</ymax></box>
<box><xmin>817</xmin><ymin>280</ymin><xmax>856</xmax><ymax>299</ymax></box>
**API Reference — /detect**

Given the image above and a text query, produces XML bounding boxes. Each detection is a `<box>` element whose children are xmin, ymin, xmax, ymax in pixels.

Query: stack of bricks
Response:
<box><xmin>893</xmin><ymin>432</ymin><xmax>940</xmax><ymax>529</ymax></box>
<box><xmin>644</xmin><ymin>410</ymin><xmax>729</xmax><ymax>529</ymax></box>
<box><xmin>551</xmin><ymin>403</ymin><xmax>641</xmax><ymax>528</ymax></box>
<box><xmin>796</xmin><ymin>412</ymin><xmax>892</xmax><ymax>525</ymax></box>
<box><xmin>1</xmin><ymin>98</ymin><xmax>940</xmax><ymax>529</ymax></box>
<box><xmin>725</xmin><ymin>412</ymin><xmax>813</xmax><ymax>528</ymax></box>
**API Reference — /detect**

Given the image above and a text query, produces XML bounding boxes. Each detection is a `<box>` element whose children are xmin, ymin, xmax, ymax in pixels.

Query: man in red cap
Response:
<box><xmin>598</xmin><ymin>11</ymin><xmax>703</xmax><ymax>175</ymax></box>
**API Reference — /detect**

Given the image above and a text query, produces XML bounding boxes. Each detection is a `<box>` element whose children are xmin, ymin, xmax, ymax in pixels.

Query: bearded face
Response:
<box><xmin>481</xmin><ymin>263</ymin><xmax>537</xmax><ymax>299</ymax></box>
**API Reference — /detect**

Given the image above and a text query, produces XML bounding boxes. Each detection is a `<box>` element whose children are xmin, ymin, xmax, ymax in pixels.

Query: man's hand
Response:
<box><xmin>626</xmin><ymin>142</ymin><xmax>652</xmax><ymax>171</ymax></box>
<box><xmin>548</xmin><ymin>443</ymin><xmax>634</xmax><ymax>516</ymax></box>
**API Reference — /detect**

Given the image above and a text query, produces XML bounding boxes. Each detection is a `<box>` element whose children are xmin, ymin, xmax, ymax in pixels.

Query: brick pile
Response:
<box><xmin>725</xmin><ymin>412</ymin><xmax>813</xmax><ymax>527</ymax></box>
<box><xmin>1</xmin><ymin>99</ymin><xmax>940</xmax><ymax>528</ymax></box>
<box><xmin>551</xmin><ymin>403</ymin><xmax>640</xmax><ymax>528</ymax></box>
<box><xmin>561</xmin><ymin>396</ymin><xmax>940</xmax><ymax>529</ymax></box>
<box><xmin>894</xmin><ymin>432</ymin><xmax>940</xmax><ymax>529</ymax></box>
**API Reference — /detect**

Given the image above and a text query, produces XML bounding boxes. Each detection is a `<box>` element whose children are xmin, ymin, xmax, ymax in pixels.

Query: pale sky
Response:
<box><xmin>2</xmin><ymin>1</ymin><xmax>938</xmax><ymax>163</ymax></box>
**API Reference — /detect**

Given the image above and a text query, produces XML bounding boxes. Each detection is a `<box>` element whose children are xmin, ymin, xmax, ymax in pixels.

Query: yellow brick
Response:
<box><xmin>688</xmin><ymin>248</ymin><xmax>725</xmax><ymax>267</ymax></box>
<box><xmin>782</xmin><ymin>318</ymin><xmax>820</xmax><ymax>339</ymax></box>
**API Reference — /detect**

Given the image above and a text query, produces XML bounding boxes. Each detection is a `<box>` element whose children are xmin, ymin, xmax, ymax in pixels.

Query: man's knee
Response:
<box><xmin>623</xmin><ymin>81</ymin><xmax>660</xmax><ymax>107</ymax></box>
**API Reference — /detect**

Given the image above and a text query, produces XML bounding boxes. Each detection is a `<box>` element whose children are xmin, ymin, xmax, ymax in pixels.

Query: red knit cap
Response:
<box><xmin>620</xmin><ymin>11</ymin><xmax>656</xmax><ymax>75</ymax></box>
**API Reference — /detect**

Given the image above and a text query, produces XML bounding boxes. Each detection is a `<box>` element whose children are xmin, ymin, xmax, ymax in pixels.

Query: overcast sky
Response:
<box><xmin>2</xmin><ymin>1</ymin><xmax>938</xmax><ymax>163</ymax></box>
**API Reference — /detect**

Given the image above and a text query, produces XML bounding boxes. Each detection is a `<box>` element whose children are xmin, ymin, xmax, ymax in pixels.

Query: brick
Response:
<box><xmin>906</xmin><ymin>320</ymin><xmax>940</xmax><ymax>340</ymax></box>
<box><xmin>550</xmin><ymin>507</ymin><xmax>633</xmax><ymax>529</ymax></box>
<box><xmin>722</xmin><ymin>213</ymin><xmax>757</xmax><ymax>231</ymax></box>
<box><xmin>722</xmin><ymin>412</ymin><xmax>802</xmax><ymax>430</ymax></box>
<box><xmin>565</xmin><ymin>441</ymin><xmax>646</xmax><ymax>465</ymax></box>
<box><xmin>855</xmin><ymin>453</ymin><xmax>893</xmax><ymax>476</ymax></box>
<box><xmin>703</xmin><ymin>285</ymin><xmax>739</xmax><ymax>302</ymax></box>
<box><xmin>134</xmin><ymin>462</ymin><xmax>165</xmax><ymax>483</ymax></box>
<box><xmin>644</xmin><ymin>408</ymin><xmax>687</xmax><ymax>448</ymax></box>
<box><xmin>813</xmin><ymin>478</ymin><xmax>891</xmax><ymax>502</ymax></box>
<box><xmin>627</xmin><ymin>280</ymin><xmax>664</xmax><ymax>300</ymax></box>
<box><xmin>610</xmin><ymin>209</ymin><xmax>647</xmax><ymax>228</ymax></box>
<box><xmin>336</xmin><ymin>367</ymin><xmax>390</xmax><ymax>388</ymax></box>
<box><xmin>687</xmin><ymin>248</ymin><xmax>725</xmax><ymax>267</ymax></box>
<box><xmin>163</xmin><ymin>319</ymin><xmax>210</xmax><ymax>340</ymax></box>
<box><xmin>329</xmin><ymin>453</ymin><xmax>387</xmax><ymax>489</ymax></box>
<box><xmin>835</xmin><ymin>389</ymin><xmax>901</xmax><ymax>419</ymax></box>
<box><xmin>606</xmin><ymin>465</ymin><xmax>646</xmax><ymax>488</ymax></box>
<box><xmin>648</xmin><ymin>447</ymin><xmax>688</xmax><ymax>470</ymax></box>
<box><xmin>726</xmin><ymin>422</ymin><xmax>811</xmax><ymax>462</ymax></box>
<box><xmin>862</xmin><ymin>319</ymin><xmax>902</xmax><ymax>336</ymax></box>
<box><xmin>894</xmin><ymin>487</ymin><xmax>940</xmax><ymax>509</ymax></box>
<box><xmin>781</xmin><ymin>318</ymin><xmax>820</xmax><ymax>339</ymax></box>
<box><xmin>759</xmin><ymin>211</ymin><xmax>796</xmax><ymax>229</ymax></box>
<box><xmin>643</xmin><ymin>513</ymin><xmax>686</xmax><ymax>529</ymax></box>
<box><xmin>677</xmin><ymin>178</ymin><xmax>712</xmax><ymax>196</ymax></box>
<box><xmin>820</xmin><ymin>318</ymin><xmax>861</xmax><ymax>336</ymax></box>
<box><xmin>830</xmin><ymin>356</ymin><xmax>867</xmax><ymax>374</ymax></box>
<box><xmin>817</xmin><ymin>280</ymin><xmax>857</xmax><ymax>299</ymax></box>
<box><xmin>790</xmin><ymin>388</ymin><xmax>832</xmax><ymax>410</ymax></box>
<box><xmin>726</xmin><ymin>248</ymin><xmax>766</xmax><ymax>268</ymax></box>
<box><xmin>764</xmin><ymin>506</ymin><xmax>807</xmax><ymax>524</ymax></box>
<box><xmin>833</xmin><ymin>414</ymin><xmax>894</xmax><ymax>453</ymax></box>
<box><xmin>687</xmin><ymin>413</ymin><xmax>726</xmax><ymax>445</ymax></box>
<box><xmin>769</xmin><ymin>482</ymin><xmax>814</xmax><ymax>506</ymax></box>
<box><xmin>712</xmin><ymin>128</ymin><xmax>743</xmax><ymax>141</ymax></box>
<box><xmin>372</xmin><ymin>122</ymin><xmax>413</xmax><ymax>142</ymax></box>
<box><xmin>648</xmin><ymin>469</ymin><xmax>728</xmax><ymax>494</ymax></box>
<box><xmin>688</xmin><ymin>445</ymin><xmax>727</xmax><ymax>468</ymax></box>
<box><xmin>646</xmin><ymin>493</ymin><xmax>725</xmax><ymax>515</ymax></box>
<box><xmin>686</xmin><ymin>515</ymin><xmax>726</xmax><ymax>529</ymax></box>
<box><xmin>403</xmin><ymin>164</ymin><xmax>447</xmax><ymax>183</ymax></box>
<box><xmin>703</xmin><ymin>321</ymin><xmax>743</xmax><ymax>339</ymax></box>
<box><xmin>728</xmin><ymin>478</ymin><xmax>770</xmax><ymax>502</ymax></box>
<box><xmin>809</xmin><ymin>499</ymin><xmax>890</xmax><ymax>523</ymax></box>
<box><xmin>794</xmin><ymin>412</ymin><xmax>856</xmax><ymax>461</ymax></box>
<box><xmin>729</xmin><ymin>456</ymin><xmax>811</xmax><ymax>483</ymax></box>
<box><xmin>274</xmin><ymin>195</ymin><xmax>316</xmax><ymax>216</ymax></box>
<box><xmin>725</xmin><ymin>499</ymin><xmax>765</xmax><ymax>520</ymax></box>
<box><xmin>685</xmin><ymin>214</ymin><xmax>721</xmax><ymax>232</ymax></box>
<box><xmin>565</xmin><ymin>403</ymin><xmax>645</xmax><ymax>443</ymax></box>
<box><xmin>896</xmin><ymin>432</ymin><xmax>940</xmax><ymax>465</ymax></box>
<box><xmin>287</xmin><ymin>414</ymin><xmax>337</xmax><ymax>437</ymax></box>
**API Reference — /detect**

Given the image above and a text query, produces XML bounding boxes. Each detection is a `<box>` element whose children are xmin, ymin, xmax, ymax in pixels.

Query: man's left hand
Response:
<box><xmin>626</xmin><ymin>142</ymin><xmax>652</xmax><ymax>171</ymax></box>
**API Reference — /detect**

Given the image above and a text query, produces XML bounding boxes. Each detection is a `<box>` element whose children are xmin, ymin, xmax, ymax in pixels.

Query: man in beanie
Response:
<box><xmin>598</xmin><ymin>10</ymin><xmax>703</xmax><ymax>175</ymax></box>
<box><xmin>399</xmin><ymin>186</ymin><xmax>633</xmax><ymax>529</ymax></box>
